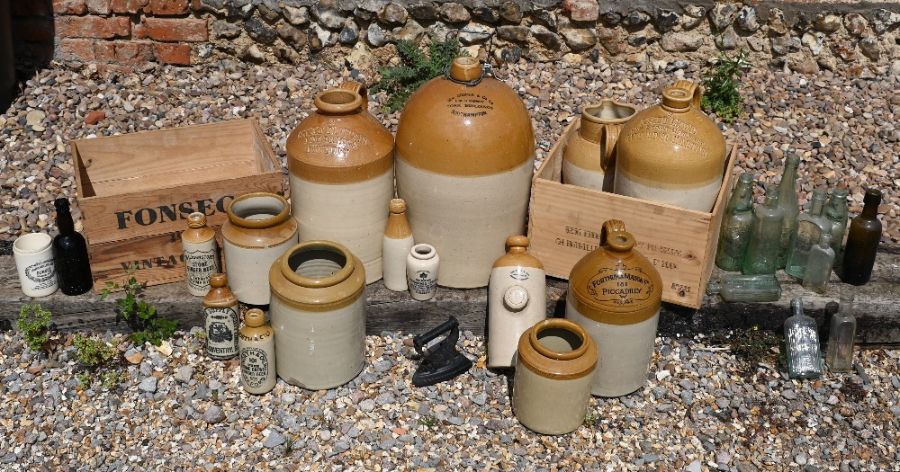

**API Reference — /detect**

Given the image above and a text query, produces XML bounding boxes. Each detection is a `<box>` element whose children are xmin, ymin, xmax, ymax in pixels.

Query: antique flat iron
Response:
<box><xmin>411</xmin><ymin>316</ymin><xmax>473</xmax><ymax>387</ymax></box>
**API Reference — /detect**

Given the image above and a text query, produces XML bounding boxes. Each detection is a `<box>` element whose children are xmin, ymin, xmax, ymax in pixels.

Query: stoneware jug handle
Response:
<box><xmin>671</xmin><ymin>80</ymin><xmax>702</xmax><ymax>108</ymax></box>
<box><xmin>340</xmin><ymin>81</ymin><xmax>368</xmax><ymax>110</ymax></box>
<box><xmin>599</xmin><ymin>124</ymin><xmax>619</xmax><ymax>170</ymax></box>
<box><xmin>599</xmin><ymin>219</ymin><xmax>628</xmax><ymax>247</ymax></box>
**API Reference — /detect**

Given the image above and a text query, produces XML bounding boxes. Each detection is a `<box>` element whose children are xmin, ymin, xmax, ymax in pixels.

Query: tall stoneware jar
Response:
<box><xmin>395</xmin><ymin>57</ymin><xmax>535</xmax><ymax>288</ymax></box>
<box><xmin>488</xmin><ymin>235</ymin><xmax>547</xmax><ymax>369</ymax></box>
<box><xmin>513</xmin><ymin>319</ymin><xmax>598</xmax><ymax>435</ymax></box>
<box><xmin>269</xmin><ymin>240</ymin><xmax>366</xmax><ymax>389</ymax></box>
<box><xmin>562</xmin><ymin>99</ymin><xmax>638</xmax><ymax>192</ymax></box>
<box><xmin>287</xmin><ymin>81</ymin><xmax>394</xmax><ymax>284</ymax></box>
<box><xmin>221</xmin><ymin>192</ymin><xmax>299</xmax><ymax>306</ymax></box>
<box><xmin>613</xmin><ymin>80</ymin><xmax>726</xmax><ymax>212</ymax></box>
<box><xmin>566</xmin><ymin>220</ymin><xmax>662</xmax><ymax>397</ymax></box>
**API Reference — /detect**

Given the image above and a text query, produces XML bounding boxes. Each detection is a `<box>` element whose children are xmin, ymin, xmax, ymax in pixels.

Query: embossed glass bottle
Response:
<box><xmin>784</xmin><ymin>298</ymin><xmax>823</xmax><ymax>379</ymax></box>
<box><xmin>824</xmin><ymin>188</ymin><xmax>849</xmax><ymax>269</ymax></box>
<box><xmin>706</xmin><ymin>273</ymin><xmax>781</xmax><ymax>303</ymax></box>
<box><xmin>785</xmin><ymin>188</ymin><xmax>829</xmax><ymax>279</ymax></box>
<box><xmin>802</xmin><ymin>232</ymin><xmax>834</xmax><ymax>294</ymax></box>
<box><xmin>826</xmin><ymin>292</ymin><xmax>856</xmax><ymax>373</ymax></box>
<box><xmin>840</xmin><ymin>188</ymin><xmax>882</xmax><ymax>286</ymax></box>
<box><xmin>775</xmin><ymin>153</ymin><xmax>801</xmax><ymax>269</ymax></box>
<box><xmin>715</xmin><ymin>173</ymin><xmax>755</xmax><ymax>271</ymax></box>
<box><xmin>741</xmin><ymin>188</ymin><xmax>783</xmax><ymax>275</ymax></box>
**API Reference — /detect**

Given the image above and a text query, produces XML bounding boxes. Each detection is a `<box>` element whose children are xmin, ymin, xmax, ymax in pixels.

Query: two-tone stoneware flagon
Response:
<box><xmin>181</xmin><ymin>212</ymin><xmax>219</xmax><ymax>297</ymax></box>
<box><xmin>202</xmin><ymin>273</ymin><xmax>240</xmax><ymax>360</ymax></box>
<box><xmin>382</xmin><ymin>198</ymin><xmax>414</xmax><ymax>291</ymax></box>
<box><xmin>239</xmin><ymin>308</ymin><xmax>276</xmax><ymax>395</ymax></box>
<box><xmin>562</xmin><ymin>99</ymin><xmax>638</xmax><ymax>192</ymax></box>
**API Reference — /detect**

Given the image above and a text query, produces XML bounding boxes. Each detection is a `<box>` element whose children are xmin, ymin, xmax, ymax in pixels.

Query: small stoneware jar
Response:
<box><xmin>382</xmin><ymin>198</ymin><xmax>414</xmax><ymax>292</ymax></box>
<box><xmin>513</xmin><ymin>318</ymin><xmax>598</xmax><ymax>435</ymax></box>
<box><xmin>566</xmin><ymin>220</ymin><xmax>662</xmax><ymax>397</ymax></box>
<box><xmin>488</xmin><ymin>235</ymin><xmax>547</xmax><ymax>369</ymax></box>
<box><xmin>239</xmin><ymin>308</ymin><xmax>276</xmax><ymax>395</ymax></box>
<box><xmin>181</xmin><ymin>212</ymin><xmax>220</xmax><ymax>297</ymax></box>
<box><xmin>562</xmin><ymin>99</ymin><xmax>638</xmax><ymax>192</ymax></box>
<box><xmin>13</xmin><ymin>232</ymin><xmax>58</xmax><ymax>298</ymax></box>
<box><xmin>221</xmin><ymin>192</ymin><xmax>299</xmax><ymax>305</ymax></box>
<box><xmin>269</xmin><ymin>240</ymin><xmax>366</xmax><ymax>389</ymax></box>
<box><xmin>407</xmin><ymin>244</ymin><xmax>439</xmax><ymax>301</ymax></box>
<box><xmin>202</xmin><ymin>273</ymin><xmax>240</xmax><ymax>360</ymax></box>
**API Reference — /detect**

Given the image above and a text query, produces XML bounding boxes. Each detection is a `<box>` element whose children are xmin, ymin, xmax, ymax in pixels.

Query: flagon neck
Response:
<box><xmin>54</xmin><ymin>198</ymin><xmax>75</xmax><ymax>234</ymax></box>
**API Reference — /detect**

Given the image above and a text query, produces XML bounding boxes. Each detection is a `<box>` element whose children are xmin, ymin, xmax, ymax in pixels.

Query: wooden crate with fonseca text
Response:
<box><xmin>527</xmin><ymin>119</ymin><xmax>738</xmax><ymax>309</ymax></box>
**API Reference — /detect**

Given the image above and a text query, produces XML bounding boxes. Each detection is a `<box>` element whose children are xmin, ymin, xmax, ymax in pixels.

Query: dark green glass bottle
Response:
<box><xmin>715</xmin><ymin>173</ymin><xmax>754</xmax><ymax>271</ymax></box>
<box><xmin>840</xmin><ymin>188</ymin><xmax>882</xmax><ymax>285</ymax></box>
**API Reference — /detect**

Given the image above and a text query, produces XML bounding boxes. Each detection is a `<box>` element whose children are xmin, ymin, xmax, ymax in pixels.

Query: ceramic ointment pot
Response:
<box><xmin>221</xmin><ymin>192</ymin><xmax>299</xmax><ymax>306</ymax></box>
<box><xmin>565</xmin><ymin>220</ymin><xmax>662</xmax><ymax>397</ymax></box>
<box><xmin>513</xmin><ymin>318</ymin><xmax>598</xmax><ymax>435</ymax></box>
<box><xmin>395</xmin><ymin>57</ymin><xmax>535</xmax><ymax>288</ymax></box>
<box><xmin>488</xmin><ymin>235</ymin><xmax>546</xmax><ymax>369</ymax></box>
<box><xmin>613</xmin><ymin>80</ymin><xmax>726</xmax><ymax>212</ymax></box>
<box><xmin>562</xmin><ymin>100</ymin><xmax>638</xmax><ymax>192</ymax></box>
<box><xmin>269</xmin><ymin>240</ymin><xmax>366</xmax><ymax>390</ymax></box>
<box><xmin>406</xmin><ymin>243</ymin><xmax>439</xmax><ymax>301</ymax></box>
<box><xmin>287</xmin><ymin>81</ymin><xmax>394</xmax><ymax>284</ymax></box>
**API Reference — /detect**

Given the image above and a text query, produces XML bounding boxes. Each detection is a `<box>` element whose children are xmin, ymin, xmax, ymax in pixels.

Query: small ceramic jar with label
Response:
<box><xmin>407</xmin><ymin>244</ymin><xmax>439</xmax><ymax>301</ymax></box>
<box><xmin>202</xmin><ymin>273</ymin><xmax>240</xmax><ymax>360</ymax></box>
<box><xmin>383</xmin><ymin>198</ymin><xmax>415</xmax><ymax>292</ymax></box>
<box><xmin>13</xmin><ymin>232</ymin><xmax>58</xmax><ymax>298</ymax></box>
<box><xmin>239</xmin><ymin>308</ymin><xmax>276</xmax><ymax>394</ymax></box>
<box><xmin>181</xmin><ymin>212</ymin><xmax>219</xmax><ymax>297</ymax></box>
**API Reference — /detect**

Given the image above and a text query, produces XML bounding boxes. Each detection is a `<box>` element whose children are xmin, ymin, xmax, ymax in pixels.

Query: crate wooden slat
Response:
<box><xmin>528</xmin><ymin>119</ymin><xmax>738</xmax><ymax>309</ymax></box>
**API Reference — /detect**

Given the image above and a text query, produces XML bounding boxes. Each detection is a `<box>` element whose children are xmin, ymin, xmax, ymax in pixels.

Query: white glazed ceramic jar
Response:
<box><xmin>407</xmin><ymin>244</ymin><xmax>439</xmax><ymax>301</ymax></box>
<box><xmin>13</xmin><ymin>232</ymin><xmax>58</xmax><ymax>297</ymax></box>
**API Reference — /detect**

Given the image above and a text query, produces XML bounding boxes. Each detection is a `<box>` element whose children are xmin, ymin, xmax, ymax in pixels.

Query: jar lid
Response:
<box><xmin>517</xmin><ymin>319</ymin><xmax>598</xmax><ymax>380</ymax></box>
<box><xmin>492</xmin><ymin>235</ymin><xmax>543</xmax><ymax>269</ymax></box>
<box><xmin>269</xmin><ymin>240</ymin><xmax>366</xmax><ymax>312</ymax></box>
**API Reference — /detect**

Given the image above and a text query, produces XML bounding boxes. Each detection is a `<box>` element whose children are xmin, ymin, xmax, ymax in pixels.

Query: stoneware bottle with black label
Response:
<box><xmin>240</xmin><ymin>308</ymin><xmax>276</xmax><ymax>395</ymax></box>
<box><xmin>202</xmin><ymin>273</ymin><xmax>240</xmax><ymax>360</ymax></box>
<box><xmin>181</xmin><ymin>212</ymin><xmax>219</xmax><ymax>297</ymax></box>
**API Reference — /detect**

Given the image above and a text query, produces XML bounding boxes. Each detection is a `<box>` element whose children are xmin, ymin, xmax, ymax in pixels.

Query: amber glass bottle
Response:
<box><xmin>840</xmin><ymin>188</ymin><xmax>882</xmax><ymax>285</ymax></box>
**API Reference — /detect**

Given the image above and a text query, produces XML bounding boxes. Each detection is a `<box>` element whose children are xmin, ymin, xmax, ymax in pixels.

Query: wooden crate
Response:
<box><xmin>527</xmin><ymin>119</ymin><xmax>738</xmax><ymax>309</ymax></box>
<box><xmin>72</xmin><ymin>119</ymin><xmax>283</xmax><ymax>291</ymax></box>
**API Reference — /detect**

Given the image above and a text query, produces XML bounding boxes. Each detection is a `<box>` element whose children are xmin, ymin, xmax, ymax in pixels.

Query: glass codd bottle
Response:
<box><xmin>785</xmin><ymin>188</ymin><xmax>829</xmax><ymax>279</ymax></box>
<box><xmin>784</xmin><ymin>298</ymin><xmax>823</xmax><ymax>379</ymax></box>
<box><xmin>741</xmin><ymin>188</ymin><xmax>784</xmax><ymax>275</ymax></box>
<box><xmin>826</xmin><ymin>292</ymin><xmax>857</xmax><ymax>372</ymax></box>
<box><xmin>824</xmin><ymin>188</ymin><xmax>849</xmax><ymax>269</ymax></box>
<box><xmin>715</xmin><ymin>173</ymin><xmax>755</xmax><ymax>271</ymax></box>
<box><xmin>802</xmin><ymin>232</ymin><xmax>834</xmax><ymax>294</ymax></box>
<box><xmin>776</xmin><ymin>153</ymin><xmax>801</xmax><ymax>269</ymax></box>
<box><xmin>706</xmin><ymin>273</ymin><xmax>781</xmax><ymax>303</ymax></box>
<box><xmin>840</xmin><ymin>188</ymin><xmax>882</xmax><ymax>286</ymax></box>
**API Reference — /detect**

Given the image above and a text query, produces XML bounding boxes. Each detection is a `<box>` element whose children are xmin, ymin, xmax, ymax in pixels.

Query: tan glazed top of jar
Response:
<box><xmin>221</xmin><ymin>192</ymin><xmax>298</xmax><ymax>249</ymax></box>
<box><xmin>182</xmin><ymin>212</ymin><xmax>216</xmax><ymax>243</ymax></box>
<box><xmin>287</xmin><ymin>81</ymin><xmax>394</xmax><ymax>184</ymax></box>
<box><xmin>203</xmin><ymin>273</ymin><xmax>238</xmax><ymax>308</ymax></box>
<box><xmin>517</xmin><ymin>319</ymin><xmax>598</xmax><ymax>380</ymax></box>
<box><xmin>568</xmin><ymin>220</ymin><xmax>662</xmax><ymax>325</ymax></box>
<box><xmin>384</xmin><ymin>198</ymin><xmax>412</xmax><ymax>239</ymax></box>
<box><xmin>395</xmin><ymin>57</ymin><xmax>535</xmax><ymax>176</ymax></box>
<box><xmin>269</xmin><ymin>240</ymin><xmax>366</xmax><ymax>312</ymax></box>
<box><xmin>492</xmin><ymin>235</ymin><xmax>543</xmax><ymax>269</ymax></box>
<box><xmin>240</xmin><ymin>308</ymin><xmax>273</xmax><ymax>342</ymax></box>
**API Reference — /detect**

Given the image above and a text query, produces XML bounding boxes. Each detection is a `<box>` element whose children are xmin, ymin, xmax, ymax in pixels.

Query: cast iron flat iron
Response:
<box><xmin>411</xmin><ymin>316</ymin><xmax>473</xmax><ymax>387</ymax></box>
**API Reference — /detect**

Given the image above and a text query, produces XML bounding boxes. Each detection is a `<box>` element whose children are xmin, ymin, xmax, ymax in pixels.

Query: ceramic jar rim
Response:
<box><xmin>314</xmin><ymin>89</ymin><xmax>363</xmax><ymax>115</ymax></box>
<box><xmin>187</xmin><ymin>212</ymin><xmax>207</xmax><ymax>228</ymax></box>
<box><xmin>226</xmin><ymin>192</ymin><xmax>291</xmax><ymax>229</ymax></box>
<box><xmin>582</xmin><ymin>99</ymin><xmax>637</xmax><ymax>124</ymax></box>
<box><xmin>280</xmin><ymin>240</ymin><xmax>356</xmax><ymax>289</ymax></box>
<box><xmin>449</xmin><ymin>57</ymin><xmax>482</xmax><ymax>82</ymax></box>
<box><xmin>517</xmin><ymin>318</ymin><xmax>598</xmax><ymax>380</ymax></box>
<box><xmin>529</xmin><ymin>319</ymin><xmax>590</xmax><ymax>361</ymax></box>
<box><xmin>410</xmin><ymin>244</ymin><xmax>436</xmax><ymax>260</ymax></box>
<box><xmin>13</xmin><ymin>232</ymin><xmax>52</xmax><ymax>254</ymax></box>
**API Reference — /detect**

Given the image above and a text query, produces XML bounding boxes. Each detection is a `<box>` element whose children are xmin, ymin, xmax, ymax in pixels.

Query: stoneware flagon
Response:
<box><xmin>269</xmin><ymin>240</ymin><xmax>366</xmax><ymax>389</ymax></box>
<box><xmin>382</xmin><ymin>198</ymin><xmax>415</xmax><ymax>292</ymax></box>
<box><xmin>221</xmin><ymin>192</ymin><xmax>299</xmax><ymax>305</ymax></box>
<box><xmin>513</xmin><ymin>319</ymin><xmax>598</xmax><ymax>435</ymax></box>
<box><xmin>612</xmin><ymin>80</ymin><xmax>727</xmax><ymax>212</ymax></box>
<box><xmin>488</xmin><ymin>235</ymin><xmax>547</xmax><ymax>369</ymax></box>
<box><xmin>202</xmin><ymin>273</ymin><xmax>240</xmax><ymax>360</ymax></box>
<box><xmin>565</xmin><ymin>220</ymin><xmax>662</xmax><ymax>397</ymax></box>
<box><xmin>287</xmin><ymin>81</ymin><xmax>394</xmax><ymax>284</ymax></box>
<box><xmin>239</xmin><ymin>308</ymin><xmax>276</xmax><ymax>395</ymax></box>
<box><xmin>181</xmin><ymin>212</ymin><xmax>219</xmax><ymax>297</ymax></box>
<box><xmin>395</xmin><ymin>57</ymin><xmax>535</xmax><ymax>288</ymax></box>
<box><xmin>407</xmin><ymin>243</ymin><xmax>439</xmax><ymax>301</ymax></box>
<box><xmin>562</xmin><ymin>99</ymin><xmax>638</xmax><ymax>192</ymax></box>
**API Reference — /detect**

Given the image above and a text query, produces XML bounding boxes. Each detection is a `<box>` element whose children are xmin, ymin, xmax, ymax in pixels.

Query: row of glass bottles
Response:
<box><xmin>784</xmin><ymin>293</ymin><xmax>857</xmax><ymax>379</ymax></box>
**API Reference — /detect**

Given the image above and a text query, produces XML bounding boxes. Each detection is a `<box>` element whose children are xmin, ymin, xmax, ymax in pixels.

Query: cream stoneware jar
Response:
<box><xmin>565</xmin><ymin>220</ymin><xmax>662</xmax><ymax>397</ymax></box>
<box><xmin>239</xmin><ymin>308</ymin><xmax>277</xmax><ymax>395</ymax></box>
<box><xmin>221</xmin><ymin>192</ymin><xmax>299</xmax><ymax>306</ymax></box>
<box><xmin>488</xmin><ymin>235</ymin><xmax>546</xmax><ymax>369</ymax></box>
<box><xmin>13</xmin><ymin>232</ymin><xmax>58</xmax><ymax>298</ymax></box>
<box><xmin>407</xmin><ymin>244</ymin><xmax>439</xmax><ymax>301</ymax></box>
<box><xmin>287</xmin><ymin>82</ymin><xmax>394</xmax><ymax>284</ymax></box>
<box><xmin>269</xmin><ymin>240</ymin><xmax>366</xmax><ymax>390</ymax></box>
<box><xmin>382</xmin><ymin>198</ymin><xmax>415</xmax><ymax>292</ymax></box>
<box><xmin>513</xmin><ymin>319</ymin><xmax>598</xmax><ymax>435</ymax></box>
<box><xmin>562</xmin><ymin>99</ymin><xmax>637</xmax><ymax>192</ymax></box>
<box><xmin>395</xmin><ymin>57</ymin><xmax>535</xmax><ymax>288</ymax></box>
<box><xmin>181</xmin><ymin>212</ymin><xmax>219</xmax><ymax>297</ymax></box>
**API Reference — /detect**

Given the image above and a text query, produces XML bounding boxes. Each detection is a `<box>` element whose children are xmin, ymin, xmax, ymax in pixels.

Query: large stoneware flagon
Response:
<box><xmin>562</xmin><ymin>99</ymin><xmax>637</xmax><ymax>192</ymax></box>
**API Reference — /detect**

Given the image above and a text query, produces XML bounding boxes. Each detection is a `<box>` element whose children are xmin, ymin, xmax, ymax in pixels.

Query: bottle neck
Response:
<box><xmin>862</xmin><ymin>199</ymin><xmax>879</xmax><ymax>218</ymax></box>
<box><xmin>57</xmin><ymin>206</ymin><xmax>75</xmax><ymax>234</ymax></box>
<box><xmin>779</xmin><ymin>161</ymin><xmax>798</xmax><ymax>197</ymax></box>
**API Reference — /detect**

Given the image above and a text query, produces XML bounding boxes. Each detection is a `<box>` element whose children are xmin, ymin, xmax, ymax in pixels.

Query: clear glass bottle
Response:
<box><xmin>802</xmin><ymin>231</ymin><xmax>834</xmax><ymax>294</ymax></box>
<box><xmin>706</xmin><ymin>273</ymin><xmax>781</xmax><ymax>302</ymax></box>
<box><xmin>715</xmin><ymin>173</ymin><xmax>755</xmax><ymax>271</ymax></box>
<box><xmin>784</xmin><ymin>297</ymin><xmax>823</xmax><ymax>379</ymax></box>
<box><xmin>824</xmin><ymin>188</ymin><xmax>849</xmax><ymax>269</ymax></box>
<box><xmin>826</xmin><ymin>292</ymin><xmax>857</xmax><ymax>372</ymax></box>
<box><xmin>840</xmin><ymin>188</ymin><xmax>882</xmax><ymax>286</ymax></box>
<box><xmin>785</xmin><ymin>188</ymin><xmax>830</xmax><ymax>279</ymax></box>
<box><xmin>741</xmin><ymin>187</ymin><xmax>784</xmax><ymax>275</ymax></box>
<box><xmin>776</xmin><ymin>153</ymin><xmax>801</xmax><ymax>269</ymax></box>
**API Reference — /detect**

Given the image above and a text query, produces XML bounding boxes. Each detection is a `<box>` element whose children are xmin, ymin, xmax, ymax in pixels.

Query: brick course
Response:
<box><xmin>56</xmin><ymin>16</ymin><xmax>131</xmax><ymax>39</ymax></box>
<box><xmin>134</xmin><ymin>17</ymin><xmax>208</xmax><ymax>42</ymax></box>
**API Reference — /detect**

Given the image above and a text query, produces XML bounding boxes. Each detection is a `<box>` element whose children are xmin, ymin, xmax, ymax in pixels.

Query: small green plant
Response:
<box><xmin>73</xmin><ymin>334</ymin><xmax>122</xmax><ymax>389</ymax></box>
<box><xmin>372</xmin><ymin>39</ymin><xmax>467</xmax><ymax>112</ymax></box>
<box><xmin>17</xmin><ymin>304</ymin><xmax>53</xmax><ymax>353</ymax></box>
<box><xmin>418</xmin><ymin>415</ymin><xmax>438</xmax><ymax>428</ymax></box>
<box><xmin>101</xmin><ymin>276</ymin><xmax>177</xmax><ymax>346</ymax></box>
<box><xmin>77</xmin><ymin>372</ymin><xmax>93</xmax><ymax>387</ymax></box>
<box><xmin>584</xmin><ymin>412</ymin><xmax>599</xmax><ymax>427</ymax></box>
<box><xmin>701</xmin><ymin>50</ymin><xmax>748</xmax><ymax>124</ymax></box>
<box><xmin>100</xmin><ymin>370</ymin><xmax>126</xmax><ymax>390</ymax></box>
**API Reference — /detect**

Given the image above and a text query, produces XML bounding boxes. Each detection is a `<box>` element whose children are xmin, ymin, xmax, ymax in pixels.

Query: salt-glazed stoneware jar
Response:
<box><xmin>613</xmin><ymin>80</ymin><xmax>727</xmax><ymax>212</ymax></box>
<box><xmin>181</xmin><ymin>212</ymin><xmax>219</xmax><ymax>297</ymax></box>
<box><xmin>488</xmin><ymin>235</ymin><xmax>546</xmax><ymax>369</ymax></box>
<box><xmin>562</xmin><ymin>99</ymin><xmax>638</xmax><ymax>192</ymax></box>
<box><xmin>566</xmin><ymin>220</ymin><xmax>662</xmax><ymax>397</ymax></box>
<box><xmin>202</xmin><ymin>273</ymin><xmax>240</xmax><ymax>360</ymax></box>
<box><xmin>239</xmin><ymin>308</ymin><xmax>276</xmax><ymax>395</ymax></box>
<box><xmin>395</xmin><ymin>57</ymin><xmax>535</xmax><ymax>288</ymax></box>
<box><xmin>406</xmin><ymin>244</ymin><xmax>439</xmax><ymax>301</ymax></box>
<box><xmin>513</xmin><ymin>319</ymin><xmax>598</xmax><ymax>435</ymax></box>
<box><xmin>269</xmin><ymin>240</ymin><xmax>366</xmax><ymax>389</ymax></box>
<box><xmin>382</xmin><ymin>199</ymin><xmax>415</xmax><ymax>292</ymax></box>
<box><xmin>287</xmin><ymin>81</ymin><xmax>394</xmax><ymax>284</ymax></box>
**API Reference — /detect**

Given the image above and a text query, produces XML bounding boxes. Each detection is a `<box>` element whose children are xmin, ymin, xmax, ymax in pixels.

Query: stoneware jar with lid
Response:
<box><xmin>269</xmin><ymin>240</ymin><xmax>366</xmax><ymax>390</ymax></box>
<box><xmin>287</xmin><ymin>81</ymin><xmax>394</xmax><ymax>284</ymax></box>
<box><xmin>565</xmin><ymin>220</ymin><xmax>662</xmax><ymax>397</ymax></box>
<box><xmin>181</xmin><ymin>212</ymin><xmax>219</xmax><ymax>297</ymax></box>
<box><xmin>562</xmin><ymin>99</ymin><xmax>638</xmax><ymax>192</ymax></box>
<box><xmin>221</xmin><ymin>192</ymin><xmax>299</xmax><ymax>306</ymax></box>
<box><xmin>395</xmin><ymin>56</ymin><xmax>535</xmax><ymax>288</ymax></box>
<box><xmin>239</xmin><ymin>308</ymin><xmax>276</xmax><ymax>395</ymax></box>
<box><xmin>513</xmin><ymin>318</ymin><xmax>598</xmax><ymax>435</ymax></box>
<box><xmin>612</xmin><ymin>80</ymin><xmax>727</xmax><ymax>212</ymax></box>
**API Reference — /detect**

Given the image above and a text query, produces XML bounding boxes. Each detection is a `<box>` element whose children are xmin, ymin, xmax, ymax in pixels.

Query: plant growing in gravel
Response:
<box><xmin>418</xmin><ymin>415</ymin><xmax>438</xmax><ymax>428</ymax></box>
<box><xmin>101</xmin><ymin>276</ymin><xmax>177</xmax><ymax>347</ymax></box>
<box><xmin>73</xmin><ymin>334</ymin><xmax>122</xmax><ymax>389</ymax></box>
<box><xmin>583</xmin><ymin>413</ymin><xmax>599</xmax><ymax>427</ymax></box>
<box><xmin>17</xmin><ymin>304</ymin><xmax>53</xmax><ymax>354</ymax></box>
<box><xmin>372</xmin><ymin>38</ymin><xmax>467</xmax><ymax>112</ymax></box>
<box><xmin>100</xmin><ymin>370</ymin><xmax>126</xmax><ymax>390</ymax></box>
<box><xmin>701</xmin><ymin>50</ymin><xmax>748</xmax><ymax>124</ymax></box>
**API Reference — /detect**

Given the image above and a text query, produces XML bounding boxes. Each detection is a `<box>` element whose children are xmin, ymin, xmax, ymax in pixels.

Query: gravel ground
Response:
<box><xmin>0</xmin><ymin>59</ymin><xmax>897</xmax><ymax>244</ymax></box>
